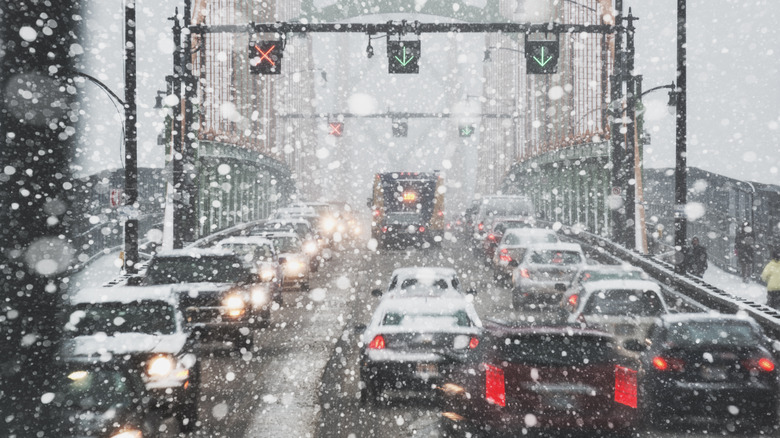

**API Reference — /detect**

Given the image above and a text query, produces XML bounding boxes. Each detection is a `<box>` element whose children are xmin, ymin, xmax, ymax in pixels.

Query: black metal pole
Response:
<box><xmin>623</xmin><ymin>9</ymin><xmax>637</xmax><ymax>250</ymax></box>
<box><xmin>124</xmin><ymin>0</ymin><xmax>139</xmax><ymax>272</ymax></box>
<box><xmin>673</xmin><ymin>0</ymin><xmax>688</xmax><ymax>272</ymax></box>
<box><xmin>171</xmin><ymin>10</ymin><xmax>185</xmax><ymax>249</ymax></box>
<box><xmin>183</xmin><ymin>0</ymin><xmax>198</xmax><ymax>243</ymax></box>
<box><xmin>610</xmin><ymin>0</ymin><xmax>625</xmax><ymax>245</ymax></box>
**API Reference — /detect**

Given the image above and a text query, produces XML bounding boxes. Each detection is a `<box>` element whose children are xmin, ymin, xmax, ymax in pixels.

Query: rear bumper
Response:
<box><xmin>361</xmin><ymin>358</ymin><xmax>446</xmax><ymax>390</ymax></box>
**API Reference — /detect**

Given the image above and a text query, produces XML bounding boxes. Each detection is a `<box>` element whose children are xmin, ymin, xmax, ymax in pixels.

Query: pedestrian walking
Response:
<box><xmin>735</xmin><ymin>221</ymin><xmax>755</xmax><ymax>283</ymax></box>
<box><xmin>684</xmin><ymin>236</ymin><xmax>708</xmax><ymax>277</ymax></box>
<box><xmin>761</xmin><ymin>248</ymin><xmax>780</xmax><ymax>309</ymax></box>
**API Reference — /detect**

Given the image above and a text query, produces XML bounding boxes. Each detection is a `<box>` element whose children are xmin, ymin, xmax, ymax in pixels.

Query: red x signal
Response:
<box><xmin>254</xmin><ymin>44</ymin><xmax>276</xmax><ymax>66</ymax></box>
<box><xmin>329</xmin><ymin>122</ymin><xmax>343</xmax><ymax>136</ymax></box>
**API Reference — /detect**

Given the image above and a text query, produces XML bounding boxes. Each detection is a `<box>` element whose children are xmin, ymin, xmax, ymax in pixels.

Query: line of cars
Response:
<box><xmin>53</xmin><ymin>200</ymin><xmax>345</xmax><ymax>434</ymax></box>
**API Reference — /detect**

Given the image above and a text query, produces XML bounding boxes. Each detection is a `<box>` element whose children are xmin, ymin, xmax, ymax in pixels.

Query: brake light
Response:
<box><xmin>487</xmin><ymin>234</ymin><xmax>496</xmax><ymax>241</ymax></box>
<box><xmin>614</xmin><ymin>366</ymin><xmax>637</xmax><ymax>408</ymax></box>
<box><xmin>438</xmin><ymin>211</ymin><xmax>444</xmax><ymax>216</ymax></box>
<box><xmin>519</xmin><ymin>268</ymin><xmax>530</xmax><ymax>279</ymax></box>
<box><xmin>373</xmin><ymin>210</ymin><xmax>381</xmax><ymax>217</ymax></box>
<box><xmin>469</xmin><ymin>337</ymin><xmax>479</xmax><ymax>349</ymax></box>
<box><xmin>652</xmin><ymin>356</ymin><xmax>685</xmax><ymax>372</ymax></box>
<box><xmin>478</xmin><ymin>223</ymin><xmax>484</xmax><ymax>231</ymax></box>
<box><xmin>382</xmin><ymin>226</ymin><xmax>388</xmax><ymax>233</ymax></box>
<box><xmin>484</xmin><ymin>364</ymin><xmax>506</xmax><ymax>407</ymax></box>
<box><xmin>568</xmin><ymin>294</ymin><xmax>578</xmax><ymax>308</ymax></box>
<box><xmin>368</xmin><ymin>335</ymin><xmax>385</xmax><ymax>349</ymax></box>
<box><xmin>419</xmin><ymin>226</ymin><xmax>426</xmax><ymax>233</ymax></box>
<box><xmin>743</xmin><ymin>357</ymin><xmax>776</xmax><ymax>372</ymax></box>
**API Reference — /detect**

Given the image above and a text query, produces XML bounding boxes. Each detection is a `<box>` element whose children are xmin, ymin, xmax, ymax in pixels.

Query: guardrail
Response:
<box><xmin>558</xmin><ymin>225</ymin><xmax>780</xmax><ymax>341</ymax></box>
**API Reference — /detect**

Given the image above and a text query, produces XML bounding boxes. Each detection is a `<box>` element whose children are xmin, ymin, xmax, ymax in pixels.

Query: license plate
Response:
<box><xmin>545</xmin><ymin>394</ymin><xmax>577</xmax><ymax>411</ymax></box>
<box><xmin>701</xmin><ymin>366</ymin><xmax>728</xmax><ymax>381</ymax></box>
<box><xmin>416</xmin><ymin>363</ymin><xmax>438</xmax><ymax>377</ymax></box>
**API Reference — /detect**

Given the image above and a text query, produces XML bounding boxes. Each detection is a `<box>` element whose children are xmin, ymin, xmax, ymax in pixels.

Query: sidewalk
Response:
<box><xmin>702</xmin><ymin>264</ymin><xmax>766</xmax><ymax>304</ymax></box>
<box><xmin>68</xmin><ymin>250</ymin><xmax>124</xmax><ymax>289</ymax></box>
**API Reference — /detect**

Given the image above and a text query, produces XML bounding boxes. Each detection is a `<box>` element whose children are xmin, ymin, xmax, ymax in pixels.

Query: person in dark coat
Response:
<box><xmin>735</xmin><ymin>221</ymin><xmax>755</xmax><ymax>283</ymax></box>
<box><xmin>684</xmin><ymin>236</ymin><xmax>708</xmax><ymax>277</ymax></box>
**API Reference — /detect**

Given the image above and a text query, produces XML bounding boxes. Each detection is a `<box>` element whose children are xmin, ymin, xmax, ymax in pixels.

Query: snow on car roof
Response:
<box><xmin>154</xmin><ymin>248</ymin><xmax>236</xmax><ymax>258</ymax></box>
<box><xmin>659</xmin><ymin>312</ymin><xmax>759</xmax><ymax>326</ymax></box>
<box><xmin>215</xmin><ymin>236</ymin><xmax>275</xmax><ymax>246</ymax></box>
<box><xmin>69</xmin><ymin>286</ymin><xmax>176</xmax><ymax>305</ymax></box>
<box><xmin>391</xmin><ymin>266</ymin><xmax>457</xmax><ymax>278</ymax></box>
<box><xmin>504</xmin><ymin>228</ymin><xmax>556</xmax><ymax>237</ymax></box>
<box><xmin>580</xmin><ymin>279</ymin><xmax>662</xmax><ymax>293</ymax></box>
<box><xmin>373</xmin><ymin>296</ymin><xmax>482</xmax><ymax>326</ymax></box>
<box><xmin>524</xmin><ymin>242</ymin><xmax>583</xmax><ymax>252</ymax></box>
<box><xmin>266</xmin><ymin>217</ymin><xmax>311</xmax><ymax>225</ymax></box>
<box><xmin>257</xmin><ymin>231</ymin><xmax>300</xmax><ymax>239</ymax></box>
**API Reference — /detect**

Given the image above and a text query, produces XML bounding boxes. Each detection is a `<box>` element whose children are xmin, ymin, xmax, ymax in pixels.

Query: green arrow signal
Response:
<box><xmin>394</xmin><ymin>47</ymin><xmax>415</xmax><ymax>66</ymax></box>
<box><xmin>461</xmin><ymin>127</ymin><xmax>473</xmax><ymax>136</ymax></box>
<box><xmin>532</xmin><ymin>47</ymin><xmax>553</xmax><ymax>67</ymax></box>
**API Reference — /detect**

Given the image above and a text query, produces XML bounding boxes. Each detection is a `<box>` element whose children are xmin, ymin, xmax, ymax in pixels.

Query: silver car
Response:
<box><xmin>511</xmin><ymin>242</ymin><xmax>587</xmax><ymax>310</ymax></box>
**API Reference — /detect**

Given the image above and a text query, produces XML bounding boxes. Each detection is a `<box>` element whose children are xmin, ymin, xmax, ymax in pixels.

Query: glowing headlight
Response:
<box><xmin>260</xmin><ymin>268</ymin><xmax>275</xmax><ymax>282</ymax></box>
<box><xmin>68</xmin><ymin>370</ymin><xmax>88</xmax><ymax>381</ymax></box>
<box><xmin>303</xmin><ymin>241</ymin><xmax>318</xmax><ymax>255</ymax></box>
<box><xmin>286</xmin><ymin>260</ymin><xmax>304</xmax><ymax>272</ymax></box>
<box><xmin>111</xmin><ymin>430</ymin><xmax>143</xmax><ymax>438</ymax></box>
<box><xmin>251</xmin><ymin>285</ymin><xmax>271</xmax><ymax>307</ymax></box>
<box><xmin>322</xmin><ymin>217</ymin><xmax>336</xmax><ymax>232</ymax></box>
<box><xmin>223</xmin><ymin>294</ymin><xmax>245</xmax><ymax>317</ymax></box>
<box><xmin>147</xmin><ymin>355</ymin><xmax>175</xmax><ymax>377</ymax></box>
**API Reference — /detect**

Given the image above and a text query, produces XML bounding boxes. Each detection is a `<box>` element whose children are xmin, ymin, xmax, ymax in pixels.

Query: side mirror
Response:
<box><xmin>354</xmin><ymin>323</ymin><xmax>367</xmax><ymax>334</ymax></box>
<box><xmin>371</xmin><ymin>289</ymin><xmax>383</xmax><ymax>298</ymax></box>
<box><xmin>466</xmin><ymin>288</ymin><xmax>477</xmax><ymax>296</ymax></box>
<box><xmin>623</xmin><ymin>339</ymin><xmax>647</xmax><ymax>352</ymax></box>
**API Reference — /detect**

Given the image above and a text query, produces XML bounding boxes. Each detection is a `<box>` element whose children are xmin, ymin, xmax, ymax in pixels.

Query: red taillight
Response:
<box><xmin>382</xmin><ymin>226</ymin><xmax>388</xmax><ymax>233</ymax></box>
<box><xmin>519</xmin><ymin>268</ymin><xmax>530</xmax><ymax>279</ymax></box>
<box><xmin>368</xmin><ymin>335</ymin><xmax>385</xmax><ymax>350</ymax></box>
<box><xmin>652</xmin><ymin>356</ymin><xmax>684</xmax><ymax>372</ymax></box>
<box><xmin>487</xmin><ymin>234</ymin><xmax>496</xmax><ymax>241</ymax></box>
<box><xmin>418</xmin><ymin>226</ymin><xmax>426</xmax><ymax>232</ymax></box>
<box><xmin>568</xmin><ymin>294</ymin><xmax>578</xmax><ymax>307</ymax></box>
<box><xmin>614</xmin><ymin>365</ymin><xmax>637</xmax><ymax>408</ymax></box>
<box><xmin>469</xmin><ymin>337</ymin><xmax>479</xmax><ymax>349</ymax></box>
<box><xmin>743</xmin><ymin>357</ymin><xmax>776</xmax><ymax>372</ymax></box>
<box><xmin>373</xmin><ymin>210</ymin><xmax>381</xmax><ymax>217</ymax></box>
<box><xmin>438</xmin><ymin>211</ymin><xmax>444</xmax><ymax>216</ymax></box>
<box><xmin>484</xmin><ymin>364</ymin><xmax>505</xmax><ymax>407</ymax></box>
<box><xmin>478</xmin><ymin>223</ymin><xmax>484</xmax><ymax>231</ymax></box>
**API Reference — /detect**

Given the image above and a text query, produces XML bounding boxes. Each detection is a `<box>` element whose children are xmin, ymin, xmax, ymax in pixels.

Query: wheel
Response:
<box><xmin>301</xmin><ymin>282</ymin><xmax>310</xmax><ymax>291</ymax></box>
<box><xmin>360</xmin><ymin>380</ymin><xmax>381</xmax><ymax>406</ymax></box>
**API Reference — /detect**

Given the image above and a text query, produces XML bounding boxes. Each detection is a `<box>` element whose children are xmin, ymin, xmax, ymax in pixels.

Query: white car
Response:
<box><xmin>359</xmin><ymin>296</ymin><xmax>483</xmax><ymax>404</ymax></box>
<box><xmin>253</xmin><ymin>231</ymin><xmax>312</xmax><ymax>290</ymax></box>
<box><xmin>492</xmin><ymin>228</ymin><xmax>560</xmax><ymax>274</ymax></box>
<box><xmin>565</xmin><ymin>279</ymin><xmax>670</xmax><ymax>345</ymax></box>
<box><xmin>61</xmin><ymin>286</ymin><xmax>199</xmax><ymax>430</ymax></box>
<box><xmin>372</xmin><ymin>266</ymin><xmax>474</xmax><ymax>299</ymax></box>
<box><xmin>511</xmin><ymin>242</ymin><xmax>587</xmax><ymax>310</ymax></box>
<box><xmin>214</xmin><ymin>236</ymin><xmax>283</xmax><ymax>303</ymax></box>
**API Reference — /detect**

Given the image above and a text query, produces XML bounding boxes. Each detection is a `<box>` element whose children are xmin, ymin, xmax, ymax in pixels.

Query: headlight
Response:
<box><xmin>111</xmin><ymin>430</ymin><xmax>143</xmax><ymax>438</ymax></box>
<box><xmin>303</xmin><ymin>241</ymin><xmax>318</xmax><ymax>255</ymax></box>
<box><xmin>147</xmin><ymin>355</ymin><xmax>175</xmax><ymax>377</ymax></box>
<box><xmin>286</xmin><ymin>260</ymin><xmax>305</xmax><ymax>272</ymax></box>
<box><xmin>322</xmin><ymin>217</ymin><xmax>336</xmax><ymax>232</ymax></box>
<box><xmin>260</xmin><ymin>268</ymin><xmax>276</xmax><ymax>282</ymax></box>
<box><xmin>223</xmin><ymin>294</ymin><xmax>246</xmax><ymax>317</ymax></box>
<box><xmin>251</xmin><ymin>285</ymin><xmax>271</xmax><ymax>307</ymax></box>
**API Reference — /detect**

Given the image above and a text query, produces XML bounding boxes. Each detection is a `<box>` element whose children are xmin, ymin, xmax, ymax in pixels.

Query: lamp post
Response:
<box><xmin>673</xmin><ymin>0</ymin><xmax>688</xmax><ymax>273</ymax></box>
<box><xmin>123</xmin><ymin>0</ymin><xmax>139</xmax><ymax>272</ymax></box>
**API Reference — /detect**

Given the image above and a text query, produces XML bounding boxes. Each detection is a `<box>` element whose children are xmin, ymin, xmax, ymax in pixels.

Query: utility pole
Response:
<box><xmin>124</xmin><ymin>0</ymin><xmax>139</xmax><ymax>271</ymax></box>
<box><xmin>609</xmin><ymin>0</ymin><xmax>626</xmax><ymax>247</ymax></box>
<box><xmin>673</xmin><ymin>0</ymin><xmax>688</xmax><ymax>273</ymax></box>
<box><xmin>624</xmin><ymin>9</ymin><xmax>638</xmax><ymax>250</ymax></box>
<box><xmin>183</xmin><ymin>0</ymin><xmax>198</xmax><ymax>244</ymax></box>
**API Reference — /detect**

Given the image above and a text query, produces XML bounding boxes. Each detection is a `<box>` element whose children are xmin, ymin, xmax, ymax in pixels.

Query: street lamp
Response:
<box><xmin>483</xmin><ymin>45</ymin><xmax>524</xmax><ymax>62</ymax></box>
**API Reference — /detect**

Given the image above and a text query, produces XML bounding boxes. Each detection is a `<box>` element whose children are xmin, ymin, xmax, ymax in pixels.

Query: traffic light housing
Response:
<box><xmin>250</xmin><ymin>41</ymin><xmax>283</xmax><ymax>74</ymax></box>
<box><xmin>393</xmin><ymin>119</ymin><xmax>408</xmax><ymax>137</ymax></box>
<box><xmin>387</xmin><ymin>41</ymin><xmax>420</xmax><ymax>74</ymax></box>
<box><xmin>459</xmin><ymin>125</ymin><xmax>476</xmax><ymax>137</ymax></box>
<box><xmin>328</xmin><ymin>122</ymin><xmax>343</xmax><ymax>136</ymax></box>
<box><xmin>524</xmin><ymin>40</ymin><xmax>559</xmax><ymax>74</ymax></box>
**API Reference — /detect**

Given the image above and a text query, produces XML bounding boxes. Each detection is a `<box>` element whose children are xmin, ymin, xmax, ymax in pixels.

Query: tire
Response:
<box><xmin>360</xmin><ymin>380</ymin><xmax>381</xmax><ymax>406</ymax></box>
<box><xmin>301</xmin><ymin>282</ymin><xmax>310</xmax><ymax>292</ymax></box>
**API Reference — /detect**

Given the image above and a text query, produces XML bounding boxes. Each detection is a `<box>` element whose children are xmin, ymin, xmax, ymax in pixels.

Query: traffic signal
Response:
<box><xmin>459</xmin><ymin>125</ymin><xmax>476</xmax><ymax>137</ymax></box>
<box><xmin>524</xmin><ymin>40</ymin><xmax>559</xmax><ymax>74</ymax></box>
<box><xmin>387</xmin><ymin>41</ymin><xmax>420</xmax><ymax>74</ymax></box>
<box><xmin>328</xmin><ymin>122</ymin><xmax>343</xmax><ymax>136</ymax></box>
<box><xmin>250</xmin><ymin>41</ymin><xmax>283</xmax><ymax>74</ymax></box>
<box><xmin>392</xmin><ymin>119</ymin><xmax>408</xmax><ymax>137</ymax></box>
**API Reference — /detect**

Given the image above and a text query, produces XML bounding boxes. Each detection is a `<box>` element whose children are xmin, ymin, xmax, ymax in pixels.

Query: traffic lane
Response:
<box><xmin>182</xmin><ymin>249</ymin><xmax>355</xmax><ymax>437</ymax></box>
<box><xmin>317</xmin><ymin>240</ymin><xmax>515</xmax><ymax>438</ymax></box>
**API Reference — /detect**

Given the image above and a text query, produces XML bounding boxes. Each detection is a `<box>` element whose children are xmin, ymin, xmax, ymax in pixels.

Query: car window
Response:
<box><xmin>400</xmin><ymin>278</ymin><xmax>418</xmax><ymax>289</ymax></box>
<box><xmin>492</xmin><ymin>334</ymin><xmax>614</xmax><ymax>365</ymax></box>
<box><xmin>664</xmin><ymin>321</ymin><xmax>760</xmax><ymax>346</ymax></box>
<box><xmin>388</xmin><ymin>275</ymin><xmax>398</xmax><ymax>290</ymax></box>
<box><xmin>145</xmin><ymin>256</ymin><xmax>248</xmax><ymax>284</ymax></box>
<box><xmin>381</xmin><ymin>309</ymin><xmax>472</xmax><ymax>327</ymax></box>
<box><xmin>528</xmin><ymin>250</ymin><xmax>582</xmax><ymax>265</ymax></box>
<box><xmin>219</xmin><ymin>243</ymin><xmax>274</xmax><ymax>263</ymax></box>
<box><xmin>583</xmin><ymin>289</ymin><xmax>665</xmax><ymax>317</ymax></box>
<box><xmin>270</xmin><ymin>236</ymin><xmax>302</xmax><ymax>253</ymax></box>
<box><xmin>67</xmin><ymin>301</ymin><xmax>177</xmax><ymax>335</ymax></box>
<box><xmin>581</xmin><ymin>269</ymin><xmax>645</xmax><ymax>282</ymax></box>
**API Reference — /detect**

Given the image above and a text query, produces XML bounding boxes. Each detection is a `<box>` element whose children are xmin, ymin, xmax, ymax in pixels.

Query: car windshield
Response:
<box><xmin>665</xmin><ymin>321</ymin><xmax>760</xmax><ymax>346</ymax></box>
<box><xmin>580</xmin><ymin>269</ymin><xmax>646</xmax><ymax>282</ymax></box>
<box><xmin>527</xmin><ymin>250</ymin><xmax>583</xmax><ymax>265</ymax></box>
<box><xmin>502</xmin><ymin>232</ymin><xmax>557</xmax><ymax>246</ymax></box>
<box><xmin>50</xmin><ymin>369</ymin><xmax>135</xmax><ymax>411</ymax></box>
<box><xmin>385</xmin><ymin>212</ymin><xmax>422</xmax><ymax>225</ymax></box>
<box><xmin>381</xmin><ymin>309</ymin><xmax>473</xmax><ymax>327</ymax></box>
<box><xmin>269</xmin><ymin>236</ymin><xmax>302</xmax><ymax>253</ymax></box>
<box><xmin>219</xmin><ymin>243</ymin><xmax>274</xmax><ymax>263</ymax></box>
<box><xmin>145</xmin><ymin>256</ymin><xmax>248</xmax><ymax>284</ymax></box>
<box><xmin>66</xmin><ymin>301</ymin><xmax>177</xmax><ymax>335</ymax></box>
<box><xmin>492</xmin><ymin>334</ymin><xmax>614</xmax><ymax>366</ymax></box>
<box><xmin>583</xmin><ymin>289</ymin><xmax>665</xmax><ymax>317</ymax></box>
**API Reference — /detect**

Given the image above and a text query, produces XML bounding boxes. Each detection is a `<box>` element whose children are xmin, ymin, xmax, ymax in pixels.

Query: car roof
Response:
<box><xmin>69</xmin><ymin>285</ymin><xmax>176</xmax><ymax>305</ymax></box>
<box><xmin>524</xmin><ymin>242</ymin><xmax>583</xmax><ymax>252</ymax></box>
<box><xmin>390</xmin><ymin>266</ymin><xmax>457</xmax><ymax>278</ymax></box>
<box><xmin>216</xmin><ymin>236</ymin><xmax>275</xmax><ymax>246</ymax></box>
<box><xmin>154</xmin><ymin>248</ymin><xmax>236</xmax><ymax>258</ymax></box>
<box><xmin>266</xmin><ymin>218</ymin><xmax>311</xmax><ymax>225</ymax></box>
<box><xmin>580</xmin><ymin>279</ymin><xmax>661</xmax><ymax>293</ymax></box>
<box><xmin>504</xmin><ymin>228</ymin><xmax>556</xmax><ymax>237</ymax></box>
<box><xmin>483</xmin><ymin>321</ymin><xmax>615</xmax><ymax>339</ymax></box>
<box><xmin>579</xmin><ymin>264</ymin><xmax>643</xmax><ymax>273</ymax></box>
<box><xmin>658</xmin><ymin>312</ymin><xmax>759</xmax><ymax>327</ymax></box>
<box><xmin>256</xmin><ymin>231</ymin><xmax>300</xmax><ymax>239</ymax></box>
<box><xmin>372</xmin><ymin>296</ymin><xmax>482</xmax><ymax>326</ymax></box>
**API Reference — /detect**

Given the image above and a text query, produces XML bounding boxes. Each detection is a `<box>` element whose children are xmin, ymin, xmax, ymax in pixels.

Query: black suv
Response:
<box><xmin>141</xmin><ymin>249</ymin><xmax>274</xmax><ymax>350</ymax></box>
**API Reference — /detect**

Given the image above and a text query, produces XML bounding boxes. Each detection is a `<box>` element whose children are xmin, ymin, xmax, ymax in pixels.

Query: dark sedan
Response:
<box><xmin>628</xmin><ymin>313</ymin><xmax>779</xmax><ymax>431</ymax></box>
<box><xmin>440</xmin><ymin>323</ymin><xmax>637</xmax><ymax>437</ymax></box>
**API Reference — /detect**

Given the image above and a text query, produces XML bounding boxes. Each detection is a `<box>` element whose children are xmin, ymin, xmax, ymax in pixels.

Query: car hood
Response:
<box><xmin>62</xmin><ymin>332</ymin><xmax>187</xmax><ymax>357</ymax></box>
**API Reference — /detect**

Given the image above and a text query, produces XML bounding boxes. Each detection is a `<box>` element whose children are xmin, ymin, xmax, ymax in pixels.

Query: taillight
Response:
<box><xmin>478</xmin><ymin>223</ymin><xmax>484</xmax><ymax>231</ymax></box>
<box><xmin>743</xmin><ymin>357</ymin><xmax>776</xmax><ymax>372</ymax></box>
<box><xmin>418</xmin><ymin>226</ymin><xmax>426</xmax><ymax>232</ymax></box>
<box><xmin>484</xmin><ymin>364</ymin><xmax>506</xmax><ymax>407</ymax></box>
<box><xmin>468</xmin><ymin>337</ymin><xmax>479</xmax><ymax>349</ymax></box>
<box><xmin>368</xmin><ymin>335</ymin><xmax>385</xmax><ymax>350</ymax></box>
<box><xmin>373</xmin><ymin>210</ymin><xmax>380</xmax><ymax>217</ymax></box>
<box><xmin>652</xmin><ymin>356</ymin><xmax>685</xmax><ymax>372</ymax></box>
<box><xmin>487</xmin><ymin>234</ymin><xmax>496</xmax><ymax>241</ymax></box>
<box><xmin>568</xmin><ymin>294</ymin><xmax>578</xmax><ymax>308</ymax></box>
<box><xmin>382</xmin><ymin>226</ymin><xmax>388</xmax><ymax>233</ymax></box>
<box><xmin>519</xmin><ymin>268</ymin><xmax>530</xmax><ymax>279</ymax></box>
